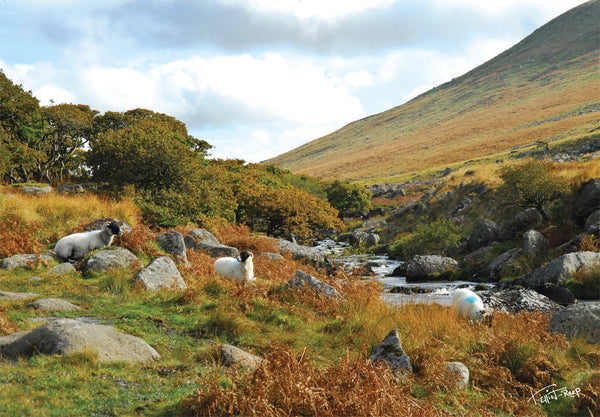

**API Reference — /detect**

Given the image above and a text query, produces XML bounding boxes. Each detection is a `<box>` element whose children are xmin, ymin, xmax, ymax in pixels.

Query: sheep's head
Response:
<box><xmin>105</xmin><ymin>221</ymin><xmax>123</xmax><ymax>236</ymax></box>
<box><xmin>239</xmin><ymin>251</ymin><xmax>253</xmax><ymax>263</ymax></box>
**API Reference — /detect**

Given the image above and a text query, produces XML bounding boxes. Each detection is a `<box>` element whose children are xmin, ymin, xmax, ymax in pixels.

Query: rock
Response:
<box><xmin>184</xmin><ymin>229</ymin><xmax>238</xmax><ymax>258</ymax></box>
<box><xmin>47</xmin><ymin>262</ymin><xmax>77</xmax><ymax>276</ymax></box>
<box><xmin>519</xmin><ymin>251</ymin><xmax>600</xmax><ymax>287</ymax></box>
<box><xmin>1</xmin><ymin>254</ymin><xmax>54</xmax><ymax>270</ymax></box>
<box><xmin>20</xmin><ymin>185</ymin><xmax>52</xmax><ymax>195</ymax></box>
<box><xmin>445</xmin><ymin>362</ymin><xmax>469</xmax><ymax>390</ymax></box>
<box><xmin>368</xmin><ymin>329</ymin><xmax>412</xmax><ymax>373</ymax></box>
<box><xmin>467</xmin><ymin>219</ymin><xmax>502</xmax><ymax>251</ymax></box>
<box><xmin>220</xmin><ymin>344</ymin><xmax>265</xmax><ymax>371</ymax></box>
<box><xmin>478</xmin><ymin>289</ymin><xmax>562</xmax><ymax>315</ymax></box>
<box><xmin>522</xmin><ymin>230</ymin><xmax>549</xmax><ymax>257</ymax></box>
<box><xmin>0</xmin><ymin>319</ymin><xmax>160</xmax><ymax>363</ymax></box>
<box><xmin>257</xmin><ymin>252</ymin><xmax>284</xmax><ymax>261</ymax></box>
<box><xmin>533</xmin><ymin>283</ymin><xmax>576</xmax><ymax>306</ymax></box>
<box><xmin>57</xmin><ymin>182</ymin><xmax>98</xmax><ymax>194</ymax></box>
<box><xmin>277</xmin><ymin>239</ymin><xmax>326</xmax><ymax>268</ymax></box>
<box><xmin>27</xmin><ymin>298</ymin><xmax>83</xmax><ymax>312</ymax></box>
<box><xmin>503</xmin><ymin>208</ymin><xmax>543</xmax><ymax>240</ymax></box>
<box><xmin>584</xmin><ymin>209</ymin><xmax>600</xmax><ymax>235</ymax></box>
<box><xmin>461</xmin><ymin>245</ymin><xmax>497</xmax><ymax>268</ymax></box>
<box><xmin>132</xmin><ymin>256</ymin><xmax>187</xmax><ymax>291</ymax></box>
<box><xmin>82</xmin><ymin>247</ymin><xmax>142</xmax><ymax>276</ymax></box>
<box><xmin>405</xmin><ymin>255</ymin><xmax>458</xmax><ymax>282</ymax></box>
<box><xmin>574</xmin><ymin>179</ymin><xmax>600</xmax><ymax>225</ymax></box>
<box><xmin>550</xmin><ymin>303</ymin><xmax>600</xmax><ymax>344</ymax></box>
<box><xmin>390</xmin><ymin>263</ymin><xmax>407</xmax><ymax>277</ymax></box>
<box><xmin>340</xmin><ymin>230</ymin><xmax>381</xmax><ymax>247</ymax></box>
<box><xmin>155</xmin><ymin>231</ymin><xmax>189</xmax><ymax>265</ymax></box>
<box><xmin>0</xmin><ymin>291</ymin><xmax>41</xmax><ymax>301</ymax></box>
<box><xmin>284</xmin><ymin>270</ymin><xmax>341</xmax><ymax>299</ymax></box>
<box><xmin>85</xmin><ymin>218</ymin><xmax>133</xmax><ymax>234</ymax></box>
<box><xmin>475</xmin><ymin>248</ymin><xmax>524</xmax><ymax>281</ymax></box>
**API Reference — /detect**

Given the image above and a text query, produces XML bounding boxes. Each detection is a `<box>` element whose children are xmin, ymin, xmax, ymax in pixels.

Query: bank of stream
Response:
<box><xmin>315</xmin><ymin>239</ymin><xmax>496</xmax><ymax>307</ymax></box>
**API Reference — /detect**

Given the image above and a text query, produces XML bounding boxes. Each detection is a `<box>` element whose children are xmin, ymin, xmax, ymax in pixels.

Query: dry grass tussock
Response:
<box><xmin>0</xmin><ymin>307</ymin><xmax>20</xmax><ymax>336</ymax></box>
<box><xmin>0</xmin><ymin>191</ymin><xmax>139</xmax><ymax>257</ymax></box>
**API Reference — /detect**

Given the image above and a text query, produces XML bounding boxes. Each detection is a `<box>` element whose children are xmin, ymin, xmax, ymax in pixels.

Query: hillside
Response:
<box><xmin>266</xmin><ymin>0</ymin><xmax>600</xmax><ymax>182</ymax></box>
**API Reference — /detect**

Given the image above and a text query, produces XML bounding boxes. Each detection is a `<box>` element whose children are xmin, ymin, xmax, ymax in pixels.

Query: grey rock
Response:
<box><xmin>257</xmin><ymin>252</ymin><xmax>284</xmax><ymax>261</ymax></box>
<box><xmin>0</xmin><ymin>318</ymin><xmax>160</xmax><ymax>363</ymax></box>
<box><xmin>155</xmin><ymin>231</ymin><xmax>189</xmax><ymax>265</ymax></box>
<box><xmin>47</xmin><ymin>262</ymin><xmax>77</xmax><ymax>276</ymax></box>
<box><xmin>0</xmin><ymin>291</ymin><xmax>41</xmax><ymax>301</ymax></box>
<box><xmin>284</xmin><ymin>270</ymin><xmax>341</xmax><ymax>299</ymax></box>
<box><xmin>21</xmin><ymin>185</ymin><xmax>52</xmax><ymax>195</ymax></box>
<box><xmin>461</xmin><ymin>245</ymin><xmax>498</xmax><ymax>268</ymax></box>
<box><xmin>1</xmin><ymin>254</ymin><xmax>54</xmax><ymax>270</ymax></box>
<box><xmin>519</xmin><ymin>251</ymin><xmax>600</xmax><ymax>287</ymax></box>
<box><xmin>584</xmin><ymin>210</ymin><xmax>600</xmax><ymax>235</ymax></box>
<box><xmin>445</xmin><ymin>362</ymin><xmax>469</xmax><ymax>390</ymax></box>
<box><xmin>277</xmin><ymin>239</ymin><xmax>326</xmax><ymax>268</ymax></box>
<box><xmin>503</xmin><ymin>208</ymin><xmax>543</xmax><ymax>240</ymax></box>
<box><xmin>82</xmin><ymin>247</ymin><xmax>142</xmax><ymax>276</ymax></box>
<box><xmin>220</xmin><ymin>344</ymin><xmax>265</xmax><ymax>371</ymax></box>
<box><xmin>533</xmin><ymin>283</ymin><xmax>576</xmax><ymax>306</ymax></box>
<box><xmin>184</xmin><ymin>229</ymin><xmax>238</xmax><ymax>258</ymax></box>
<box><xmin>27</xmin><ymin>298</ymin><xmax>83</xmax><ymax>312</ymax></box>
<box><xmin>550</xmin><ymin>302</ymin><xmax>600</xmax><ymax>344</ymax></box>
<box><xmin>467</xmin><ymin>219</ymin><xmax>502</xmax><ymax>251</ymax></box>
<box><xmin>132</xmin><ymin>256</ymin><xmax>187</xmax><ymax>291</ymax></box>
<box><xmin>475</xmin><ymin>248</ymin><xmax>524</xmax><ymax>281</ymax></box>
<box><xmin>57</xmin><ymin>182</ymin><xmax>98</xmax><ymax>194</ymax></box>
<box><xmin>84</xmin><ymin>218</ymin><xmax>132</xmax><ymax>234</ymax></box>
<box><xmin>405</xmin><ymin>255</ymin><xmax>458</xmax><ymax>282</ymax></box>
<box><xmin>574</xmin><ymin>178</ymin><xmax>600</xmax><ymax>224</ymax></box>
<box><xmin>369</xmin><ymin>329</ymin><xmax>413</xmax><ymax>373</ymax></box>
<box><xmin>478</xmin><ymin>289</ymin><xmax>562</xmax><ymax>315</ymax></box>
<box><xmin>522</xmin><ymin>230</ymin><xmax>548</xmax><ymax>257</ymax></box>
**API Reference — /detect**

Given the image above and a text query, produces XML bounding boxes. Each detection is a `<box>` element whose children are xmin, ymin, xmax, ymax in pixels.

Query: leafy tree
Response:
<box><xmin>325</xmin><ymin>180</ymin><xmax>372</xmax><ymax>213</ymax></box>
<box><xmin>499</xmin><ymin>159</ymin><xmax>570</xmax><ymax>222</ymax></box>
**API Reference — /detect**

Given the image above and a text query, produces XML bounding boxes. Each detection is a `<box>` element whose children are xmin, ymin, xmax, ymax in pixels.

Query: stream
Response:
<box><xmin>315</xmin><ymin>238</ymin><xmax>496</xmax><ymax>307</ymax></box>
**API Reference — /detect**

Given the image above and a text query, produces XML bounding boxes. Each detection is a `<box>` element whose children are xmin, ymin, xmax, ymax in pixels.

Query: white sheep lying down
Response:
<box><xmin>54</xmin><ymin>221</ymin><xmax>122</xmax><ymax>262</ymax></box>
<box><xmin>451</xmin><ymin>288</ymin><xmax>486</xmax><ymax>321</ymax></box>
<box><xmin>213</xmin><ymin>251</ymin><xmax>255</xmax><ymax>282</ymax></box>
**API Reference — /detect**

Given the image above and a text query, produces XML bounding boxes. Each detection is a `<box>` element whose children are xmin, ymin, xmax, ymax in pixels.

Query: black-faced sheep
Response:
<box><xmin>213</xmin><ymin>251</ymin><xmax>255</xmax><ymax>282</ymax></box>
<box><xmin>451</xmin><ymin>288</ymin><xmax>485</xmax><ymax>321</ymax></box>
<box><xmin>54</xmin><ymin>221</ymin><xmax>122</xmax><ymax>262</ymax></box>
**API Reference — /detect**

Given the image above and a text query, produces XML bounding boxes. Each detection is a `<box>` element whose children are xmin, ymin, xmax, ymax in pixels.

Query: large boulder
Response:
<box><xmin>20</xmin><ymin>185</ymin><xmax>52</xmax><ymax>195</ymax></box>
<box><xmin>478</xmin><ymin>289</ymin><xmax>562</xmax><ymax>315</ymax></box>
<box><xmin>369</xmin><ymin>329</ymin><xmax>412</xmax><ymax>373</ymax></box>
<box><xmin>184</xmin><ymin>229</ymin><xmax>238</xmax><ymax>258</ymax></box>
<box><xmin>574</xmin><ymin>178</ymin><xmax>600</xmax><ymax>225</ymax></box>
<box><xmin>467</xmin><ymin>219</ymin><xmax>502</xmax><ymax>251</ymax></box>
<box><xmin>475</xmin><ymin>248</ymin><xmax>525</xmax><ymax>281</ymax></box>
<box><xmin>277</xmin><ymin>239</ymin><xmax>326</xmax><ymax>268</ymax></box>
<box><xmin>339</xmin><ymin>230</ymin><xmax>380</xmax><ymax>247</ymax></box>
<box><xmin>502</xmin><ymin>208</ymin><xmax>543</xmax><ymax>240</ymax></box>
<box><xmin>522</xmin><ymin>230</ymin><xmax>549</xmax><ymax>257</ymax></box>
<box><xmin>584</xmin><ymin>209</ymin><xmax>600</xmax><ymax>235</ymax></box>
<box><xmin>132</xmin><ymin>256</ymin><xmax>187</xmax><ymax>291</ymax></box>
<box><xmin>550</xmin><ymin>303</ymin><xmax>600</xmax><ymax>344</ymax></box>
<box><xmin>405</xmin><ymin>255</ymin><xmax>458</xmax><ymax>282</ymax></box>
<box><xmin>155</xmin><ymin>231</ymin><xmax>188</xmax><ymax>265</ymax></box>
<box><xmin>1</xmin><ymin>254</ymin><xmax>54</xmax><ymax>270</ymax></box>
<box><xmin>82</xmin><ymin>247</ymin><xmax>142</xmax><ymax>276</ymax></box>
<box><xmin>0</xmin><ymin>318</ymin><xmax>160</xmax><ymax>363</ymax></box>
<box><xmin>519</xmin><ymin>251</ymin><xmax>600</xmax><ymax>287</ymax></box>
<box><xmin>284</xmin><ymin>270</ymin><xmax>341</xmax><ymax>299</ymax></box>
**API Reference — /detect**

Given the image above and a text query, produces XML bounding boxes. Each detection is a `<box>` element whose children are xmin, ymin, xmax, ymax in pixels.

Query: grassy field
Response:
<box><xmin>0</xmin><ymin>189</ymin><xmax>598</xmax><ymax>416</ymax></box>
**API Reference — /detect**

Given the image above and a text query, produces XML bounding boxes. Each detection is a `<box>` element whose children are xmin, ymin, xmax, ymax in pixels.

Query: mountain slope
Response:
<box><xmin>266</xmin><ymin>0</ymin><xmax>600</xmax><ymax>182</ymax></box>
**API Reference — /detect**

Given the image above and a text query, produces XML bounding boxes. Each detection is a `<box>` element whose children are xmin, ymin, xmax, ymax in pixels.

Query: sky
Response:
<box><xmin>0</xmin><ymin>0</ymin><xmax>589</xmax><ymax>162</ymax></box>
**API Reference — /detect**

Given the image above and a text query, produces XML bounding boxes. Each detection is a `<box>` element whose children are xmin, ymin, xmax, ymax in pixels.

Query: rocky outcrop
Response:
<box><xmin>219</xmin><ymin>344</ymin><xmax>265</xmax><ymax>371</ymax></box>
<box><xmin>82</xmin><ymin>247</ymin><xmax>142</xmax><ymax>276</ymax></box>
<box><xmin>155</xmin><ymin>231</ymin><xmax>189</xmax><ymax>265</ymax></box>
<box><xmin>478</xmin><ymin>289</ymin><xmax>562</xmax><ymax>315</ymax></box>
<box><xmin>277</xmin><ymin>239</ymin><xmax>326</xmax><ymax>268</ymax></box>
<box><xmin>550</xmin><ymin>303</ymin><xmax>600</xmax><ymax>344</ymax></box>
<box><xmin>0</xmin><ymin>318</ymin><xmax>160</xmax><ymax>363</ymax></box>
<box><xmin>1</xmin><ymin>254</ymin><xmax>54</xmax><ymax>270</ymax></box>
<box><xmin>405</xmin><ymin>255</ymin><xmax>458</xmax><ymax>282</ymax></box>
<box><xmin>132</xmin><ymin>256</ymin><xmax>187</xmax><ymax>291</ymax></box>
<box><xmin>284</xmin><ymin>270</ymin><xmax>341</xmax><ymax>299</ymax></box>
<box><xmin>369</xmin><ymin>329</ymin><xmax>412</xmax><ymax>373</ymax></box>
<box><xmin>184</xmin><ymin>229</ymin><xmax>238</xmax><ymax>258</ymax></box>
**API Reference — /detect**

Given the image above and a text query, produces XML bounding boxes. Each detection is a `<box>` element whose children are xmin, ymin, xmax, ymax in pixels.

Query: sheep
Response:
<box><xmin>213</xmin><ymin>251</ymin><xmax>255</xmax><ymax>282</ymax></box>
<box><xmin>451</xmin><ymin>288</ymin><xmax>486</xmax><ymax>321</ymax></box>
<box><xmin>54</xmin><ymin>221</ymin><xmax>122</xmax><ymax>262</ymax></box>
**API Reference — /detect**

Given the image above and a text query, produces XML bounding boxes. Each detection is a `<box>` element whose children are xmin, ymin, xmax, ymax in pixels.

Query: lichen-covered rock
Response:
<box><xmin>83</xmin><ymin>247</ymin><xmax>142</xmax><ymax>276</ymax></box>
<box><xmin>220</xmin><ymin>344</ymin><xmax>265</xmax><ymax>371</ymax></box>
<box><xmin>574</xmin><ymin>178</ymin><xmax>600</xmax><ymax>225</ymax></box>
<box><xmin>132</xmin><ymin>256</ymin><xmax>187</xmax><ymax>291</ymax></box>
<box><xmin>1</xmin><ymin>254</ymin><xmax>54</xmax><ymax>270</ymax></box>
<box><xmin>184</xmin><ymin>229</ymin><xmax>238</xmax><ymax>258</ymax></box>
<box><xmin>284</xmin><ymin>270</ymin><xmax>341</xmax><ymax>299</ymax></box>
<box><xmin>277</xmin><ymin>239</ymin><xmax>326</xmax><ymax>268</ymax></box>
<box><xmin>405</xmin><ymin>255</ymin><xmax>458</xmax><ymax>282</ymax></box>
<box><xmin>550</xmin><ymin>303</ymin><xmax>600</xmax><ymax>344</ymax></box>
<box><xmin>27</xmin><ymin>298</ymin><xmax>83</xmax><ymax>312</ymax></box>
<box><xmin>478</xmin><ymin>289</ymin><xmax>562</xmax><ymax>315</ymax></box>
<box><xmin>47</xmin><ymin>262</ymin><xmax>77</xmax><ymax>276</ymax></box>
<box><xmin>369</xmin><ymin>329</ymin><xmax>412</xmax><ymax>373</ymax></box>
<box><xmin>522</xmin><ymin>230</ymin><xmax>548</xmax><ymax>257</ymax></box>
<box><xmin>155</xmin><ymin>231</ymin><xmax>188</xmax><ymax>265</ymax></box>
<box><xmin>519</xmin><ymin>251</ymin><xmax>600</xmax><ymax>287</ymax></box>
<box><xmin>445</xmin><ymin>362</ymin><xmax>469</xmax><ymax>390</ymax></box>
<box><xmin>467</xmin><ymin>219</ymin><xmax>502</xmax><ymax>251</ymax></box>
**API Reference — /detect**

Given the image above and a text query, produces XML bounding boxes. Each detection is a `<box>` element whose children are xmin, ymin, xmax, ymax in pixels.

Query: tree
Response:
<box><xmin>325</xmin><ymin>180</ymin><xmax>372</xmax><ymax>214</ymax></box>
<box><xmin>499</xmin><ymin>159</ymin><xmax>570</xmax><ymax>222</ymax></box>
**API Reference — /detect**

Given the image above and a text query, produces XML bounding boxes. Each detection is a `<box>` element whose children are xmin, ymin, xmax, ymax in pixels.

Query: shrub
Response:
<box><xmin>566</xmin><ymin>265</ymin><xmax>600</xmax><ymax>300</ymax></box>
<box><xmin>391</xmin><ymin>218</ymin><xmax>462</xmax><ymax>259</ymax></box>
<box><xmin>325</xmin><ymin>179</ymin><xmax>372</xmax><ymax>213</ymax></box>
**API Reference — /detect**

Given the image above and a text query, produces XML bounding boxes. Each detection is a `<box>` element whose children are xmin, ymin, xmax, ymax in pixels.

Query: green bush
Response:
<box><xmin>391</xmin><ymin>218</ymin><xmax>462</xmax><ymax>259</ymax></box>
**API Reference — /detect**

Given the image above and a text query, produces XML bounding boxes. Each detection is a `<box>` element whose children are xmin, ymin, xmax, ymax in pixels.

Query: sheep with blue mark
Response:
<box><xmin>452</xmin><ymin>288</ymin><xmax>487</xmax><ymax>321</ymax></box>
<box><xmin>54</xmin><ymin>221</ymin><xmax>123</xmax><ymax>263</ymax></box>
<box><xmin>213</xmin><ymin>251</ymin><xmax>255</xmax><ymax>282</ymax></box>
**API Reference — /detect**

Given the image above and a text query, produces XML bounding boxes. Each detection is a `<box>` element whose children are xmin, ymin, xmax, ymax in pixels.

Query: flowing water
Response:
<box><xmin>315</xmin><ymin>238</ymin><xmax>495</xmax><ymax>307</ymax></box>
